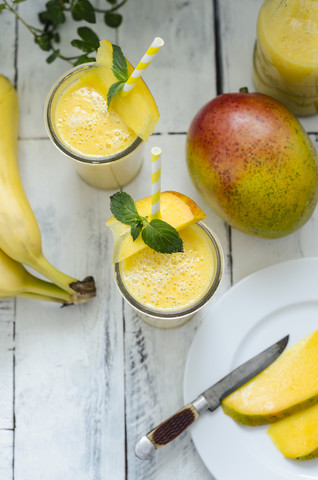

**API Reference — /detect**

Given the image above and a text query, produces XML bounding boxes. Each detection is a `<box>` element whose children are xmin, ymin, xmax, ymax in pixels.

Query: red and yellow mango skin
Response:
<box><xmin>186</xmin><ymin>92</ymin><xmax>318</xmax><ymax>238</ymax></box>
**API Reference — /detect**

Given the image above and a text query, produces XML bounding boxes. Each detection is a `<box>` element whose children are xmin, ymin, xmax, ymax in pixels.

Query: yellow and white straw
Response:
<box><xmin>121</xmin><ymin>37</ymin><xmax>164</xmax><ymax>96</ymax></box>
<box><xmin>151</xmin><ymin>147</ymin><xmax>162</xmax><ymax>219</ymax></box>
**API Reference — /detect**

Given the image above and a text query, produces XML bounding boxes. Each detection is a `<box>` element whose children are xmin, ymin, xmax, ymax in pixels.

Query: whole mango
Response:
<box><xmin>186</xmin><ymin>92</ymin><xmax>318</xmax><ymax>238</ymax></box>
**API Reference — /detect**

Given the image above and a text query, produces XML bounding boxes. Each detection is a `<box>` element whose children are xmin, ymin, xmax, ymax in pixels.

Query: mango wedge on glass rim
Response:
<box><xmin>96</xmin><ymin>40</ymin><xmax>159</xmax><ymax>142</ymax></box>
<box><xmin>106</xmin><ymin>191</ymin><xmax>206</xmax><ymax>263</ymax></box>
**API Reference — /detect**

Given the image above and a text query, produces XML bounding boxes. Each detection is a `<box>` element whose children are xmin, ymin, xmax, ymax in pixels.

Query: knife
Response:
<box><xmin>135</xmin><ymin>334</ymin><xmax>289</xmax><ymax>460</ymax></box>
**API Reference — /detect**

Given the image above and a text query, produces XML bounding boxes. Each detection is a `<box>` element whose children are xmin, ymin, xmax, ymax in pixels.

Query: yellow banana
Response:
<box><xmin>0</xmin><ymin>293</ymin><xmax>67</xmax><ymax>303</ymax></box>
<box><xmin>0</xmin><ymin>75</ymin><xmax>95</xmax><ymax>300</ymax></box>
<box><xmin>0</xmin><ymin>247</ymin><xmax>73</xmax><ymax>304</ymax></box>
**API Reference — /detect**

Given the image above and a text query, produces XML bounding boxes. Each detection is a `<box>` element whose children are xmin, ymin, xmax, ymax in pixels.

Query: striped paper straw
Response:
<box><xmin>151</xmin><ymin>147</ymin><xmax>161</xmax><ymax>219</ymax></box>
<box><xmin>121</xmin><ymin>37</ymin><xmax>164</xmax><ymax>96</ymax></box>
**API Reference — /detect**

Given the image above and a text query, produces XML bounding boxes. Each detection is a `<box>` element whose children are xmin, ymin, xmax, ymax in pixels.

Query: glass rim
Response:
<box><xmin>44</xmin><ymin>62</ymin><xmax>143</xmax><ymax>165</ymax></box>
<box><xmin>113</xmin><ymin>221</ymin><xmax>224</xmax><ymax>321</ymax></box>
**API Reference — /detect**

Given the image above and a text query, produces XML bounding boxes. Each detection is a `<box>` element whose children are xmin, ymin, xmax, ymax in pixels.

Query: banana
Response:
<box><xmin>0</xmin><ymin>247</ymin><xmax>74</xmax><ymax>304</ymax></box>
<box><xmin>0</xmin><ymin>75</ymin><xmax>96</xmax><ymax>300</ymax></box>
<box><xmin>0</xmin><ymin>293</ymin><xmax>67</xmax><ymax>303</ymax></box>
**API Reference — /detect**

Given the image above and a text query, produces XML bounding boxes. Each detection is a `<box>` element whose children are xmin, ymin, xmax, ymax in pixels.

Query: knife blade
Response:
<box><xmin>135</xmin><ymin>334</ymin><xmax>289</xmax><ymax>460</ymax></box>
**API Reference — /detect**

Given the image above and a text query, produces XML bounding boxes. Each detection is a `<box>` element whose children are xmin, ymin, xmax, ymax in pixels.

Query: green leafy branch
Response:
<box><xmin>0</xmin><ymin>0</ymin><xmax>128</xmax><ymax>65</ymax></box>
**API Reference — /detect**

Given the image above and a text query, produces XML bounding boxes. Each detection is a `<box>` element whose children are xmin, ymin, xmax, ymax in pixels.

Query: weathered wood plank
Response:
<box><xmin>0</xmin><ymin>7</ymin><xmax>17</xmax><ymax>480</ymax></box>
<box><xmin>14</xmin><ymin>139</ymin><xmax>125</xmax><ymax>480</ymax></box>
<box><xmin>0</xmin><ymin>5</ymin><xmax>16</xmax><ymax>83</ymax></box>
<box><xmin>120</xmin><ymin>0</ymin><xmax>216</xmax><ymax>134</ymax></box>
<box><xmin>123</xmin><ymin>134</ymin><xmax>228</xmax><ymax>479</ymax></box>
<box><xmin>218</xmin><ymin>0</ymin><xmax>260</xmax><ymax>95</ymax></box>
<box><xmin>124</xmin><ymin>314</ymin><xmax>213</xmax><ymax>480</ymax></box>
<box><xmin>0</xmin><ymin>301</ymin><xmax>14</xmax><ymax>431</ymax></box>
<box><xmin>0</xmin><ymin>430</ymin><xmax>13</xmax><ymax>480</ymax></box>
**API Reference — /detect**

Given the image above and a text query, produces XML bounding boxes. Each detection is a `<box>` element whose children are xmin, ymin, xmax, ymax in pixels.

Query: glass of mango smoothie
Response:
<box><xmin>45</xmin><ymin>63</ymin><xmax>143</xmax><ymax>189</ymax></box>
<box><xmin>45</xmin><ymin>40</ymin><xmax>160</xmax><ymax>189</ymax></box>
<box><xmin>107</xmin><ymin>191</ymin><xmax>223</xmax><ymax>329</ymax></box>
<box><xmin>253</xmin><ymin>0</ymin><xmax>318</xmax><ymax>116</ymax></box>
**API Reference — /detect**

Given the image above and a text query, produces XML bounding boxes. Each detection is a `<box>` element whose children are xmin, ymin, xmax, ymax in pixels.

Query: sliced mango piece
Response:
<box><xmin>106</xmin><ymin>191</ymin><xmax>206</xmax><ymax>263</ymax></box>
<box><xmin>222</xmin><ymin>330</ymin><xmax>318</xmax><ymax>425</ymax></box>
<box><xmin>268</xmin><ymin>403</ymin><xmax>318</xmax><ymax>460</ymax></box>
<box><xmin>96</xmin><ymin>39</ymin><xmax>159</xmax><ymax>141</ymax></box>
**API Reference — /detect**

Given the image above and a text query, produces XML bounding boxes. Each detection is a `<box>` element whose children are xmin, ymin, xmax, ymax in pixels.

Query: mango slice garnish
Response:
<box><xmin>96</xmin><ymin>40</ymin><xmax>159</xmax><ymax>142</ymax></box>
<box><xmin>106</xmin><ymin>191</ymin><xmax>206</xmax><ymax>263</ymax></box>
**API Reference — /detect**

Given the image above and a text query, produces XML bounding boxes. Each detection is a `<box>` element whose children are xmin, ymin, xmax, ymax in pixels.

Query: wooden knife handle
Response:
<box><xmin>135</xmin><ymin>402</ymin><xmax>201</xmax><ymax>460</ymax></box>
<box><xmin>150</xmin><ymin>403</ymin><xmax>199</xmax><ymax>445</ymax></box>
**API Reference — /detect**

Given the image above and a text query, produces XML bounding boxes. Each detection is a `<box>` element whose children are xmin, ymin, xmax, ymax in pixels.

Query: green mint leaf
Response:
<box><xmin>0</xmin><ymin>5</ymin><xmax>7</xmax><ymax>12</ymax></box>
<box><xmin>71</xmin><ymin>39</ymin><xmax>95</xmax><ymax>53</ymax></box>
<box><xmin>71</xmin><ymin>7</ymin><xmax>82</xmax><ymax>21</ymax></box>
<box><xmin>35</xmin><ymin>34</ymin><xmax>51</xmax><ymax>51</ymax></box>
<box><xmin>131</xmin><ymin>223</ymin><xmax>143</xmax><ymax>241</ymax></box>
<box><xmin>38</xmin><ymin>11</ymin><xmax>46</xmax><ymax>24</ymax></box>
<box><xmin>112</xmin><ymin>44</ymin><xmax>128</xmax><ymax>82</ymax></box>
<box><xmin>107</xmin><ymin>0</ymin><xmax>117</xmax><ymax>5</ymax></box>
<box><xmin>71</xmin><ymin>0</ymin><xmax>96</xmax><ymax>23</ymax></box>
<box><xmin>77</xmin><ymin>26</ymin><xmax>100</xmax><ymax>50</ymax></box>
<box><xmin>142</xmin><ymin>219</ymin><xmax>184</xmax><ymax>254</ymax></box>
<box><xmin>110</xmin><ymin>192</ymin><xmax>142</xmax><ymax>226</ymax></box>
<box><xmin>46</xmin><ymin>49</ymin><xmax>60</xmax><ymax>64</ymax></box>
<box><xmin>40</xmin><ymin>1</ymin><xmax>66</xmax><ymax>26</ymax></box>
<box><xmin>105</xmin><ymin>11</ymin><xmax>122</xmax><ymax>28</ymax></box>
<box><xmin>73</xmin><ymin>54</ymin><xmax>96</xmax><ymax>66</ymax></box>
<box><xmin>107</xmin><ymin>80</ymin><xmax>125</xmax><ymax>106</ymax></box>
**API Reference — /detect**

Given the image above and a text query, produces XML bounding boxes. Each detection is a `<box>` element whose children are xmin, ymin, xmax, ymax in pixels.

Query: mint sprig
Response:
<box><xmin>110</xmin><ymin>191</ymin><xmax>184</xmax><ymax>254</ymax></box>
<box><xmin>107</xmin><ymin>43</ymin><xmax>129</xmax><ymax>106</ymax></box>
<box><xmin>0</xmin><ymin>0</ymin><xmax>127</xmax><ymax>67</ymax></box>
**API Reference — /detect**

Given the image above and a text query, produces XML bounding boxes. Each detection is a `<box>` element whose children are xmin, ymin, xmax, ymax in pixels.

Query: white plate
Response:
<box><xmin>183</xmin><ymin>258</ymin><xmax>318</xmax><ymax>480</ymax></box>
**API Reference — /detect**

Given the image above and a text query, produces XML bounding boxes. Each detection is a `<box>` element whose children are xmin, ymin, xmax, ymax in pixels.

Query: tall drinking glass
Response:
<box><xmin>45</xmin><ymin>63</ymin><xmax>144</xmax><ymax>189</ymax></box>
<box><xmin>113</xmin><ymin>221</ymin><xmax>223</xmax><ymax>329</ymax></box>
<box><xmin>253</xmin><ymin>0</ymin><xmax>318</xmax><ymax>116</ymax></box>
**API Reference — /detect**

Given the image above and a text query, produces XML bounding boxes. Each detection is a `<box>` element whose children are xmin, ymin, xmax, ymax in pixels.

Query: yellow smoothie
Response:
<box><xmin>253</xmin><ymin>0</ymin><xmax>318</xmax><ymax>115</ymax></box>
<box><xmin>45</xmin><ymin>63</ymin><xmax>144</xmax><ymax>189</ymax></box>
<box><xmin>120</xmin><ymin>224</ymin><xmax>216</xmax><ymax>314</ymax></box>
<box><xmin>54</xmin><ymin>69</ymin><xmax>137</xmax><ymax>158</ymax></box>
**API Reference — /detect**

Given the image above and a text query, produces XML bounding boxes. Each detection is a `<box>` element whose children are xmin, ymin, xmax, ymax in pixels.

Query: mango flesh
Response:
<box><xmin>268</xmin><ymin>403</ymin><xmax>318</xmax><ymax>460</ymax></box>
<box><xmin>222</xmin><ymin>330</ymin><xmax>318</xmax><ymax>425</ymax></box>
<box><xmin>186</xmin><ymin>92</ymin><xmax>318</xmax><ymax>238</ymax></box>
<box><xmin>106</xmin><ymin>191</ymin><xmax>206</xmax><ymax>263</ymax></box>
<box><xmin>96</xmin><ymin>40</ymin><xmax>159</xmax><ymax>142</ymax></box>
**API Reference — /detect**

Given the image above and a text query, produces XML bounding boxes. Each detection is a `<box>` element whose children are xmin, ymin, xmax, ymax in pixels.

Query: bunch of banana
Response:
<box><xmin>0</xmin><ymin>75</ymin><xmax>96</xmax><ymax>305</ymax></box>
<box><xmin>0</xmin><ymin>248</ymin><xmax>74</xmax><ymax>304</ymax></box>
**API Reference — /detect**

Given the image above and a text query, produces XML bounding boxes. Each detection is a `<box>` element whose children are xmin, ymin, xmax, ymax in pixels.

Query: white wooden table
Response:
<box><xmin>1</xmin><ymin>1</ymin><xmax>318</xmax><ymax>479</ymax></box>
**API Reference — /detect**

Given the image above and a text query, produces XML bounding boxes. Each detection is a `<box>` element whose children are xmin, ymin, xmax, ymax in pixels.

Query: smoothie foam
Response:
<box><xmin>54</xmin><ymin>72</ymin><xmax>137</xmax><ymax>158</ymax></box>
<box><xmin>120</xmin><ymin>224</ymin><xmax>215</xmax><ymax>312</ymax></box>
